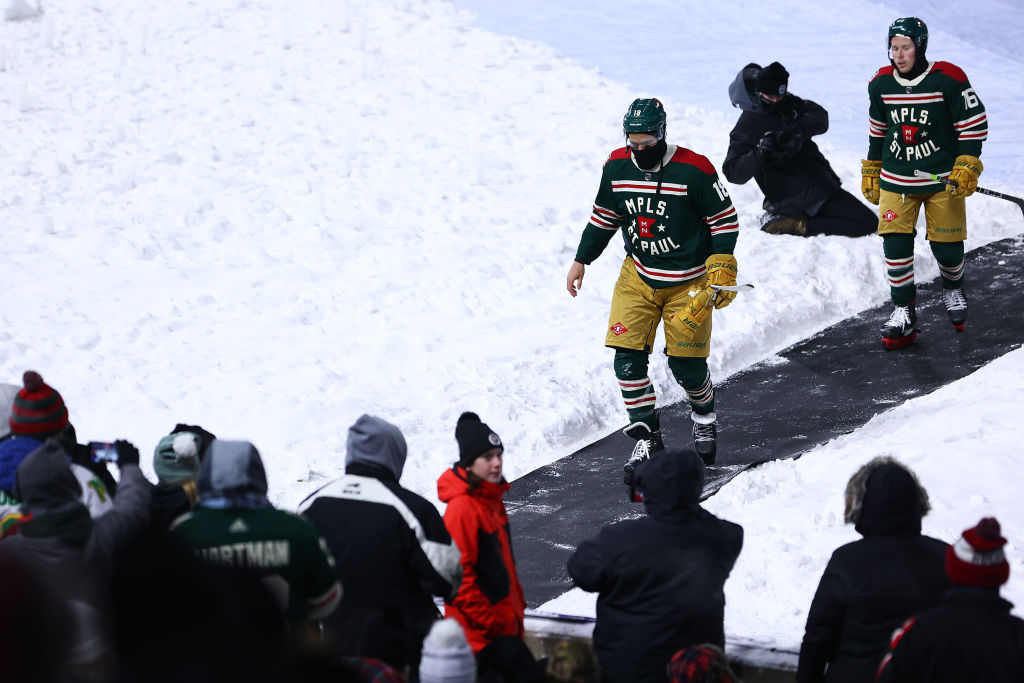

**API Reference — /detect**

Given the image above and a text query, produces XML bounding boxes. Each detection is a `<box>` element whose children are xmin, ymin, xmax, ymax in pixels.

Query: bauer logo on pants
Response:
<box><xmin>610</xmin><ymin>322</ymin><xmax>628</xmax><ymax>336</ymax></box>
<box><xmin>883</xmin><ymin>209</ymin><xmax>899</xmax><ymax>222</ymax></box>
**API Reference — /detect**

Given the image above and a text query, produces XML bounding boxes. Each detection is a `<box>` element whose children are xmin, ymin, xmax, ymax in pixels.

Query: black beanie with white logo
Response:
<box><xmin>756</xmin><ymin>61</ymin><xmax>789</xmax><ymax>96</ymax></box>
<box><xmin>455</xmin><ymin>412</ymin><xmax>502</xmax><ymax>468</ymax></box>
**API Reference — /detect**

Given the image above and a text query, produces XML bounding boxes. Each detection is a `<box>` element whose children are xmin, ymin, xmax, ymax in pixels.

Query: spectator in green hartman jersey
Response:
<box><xmin>171</xmin><ymin>439</ymin><xmax>341</xmax><ymax>626</ymax></box>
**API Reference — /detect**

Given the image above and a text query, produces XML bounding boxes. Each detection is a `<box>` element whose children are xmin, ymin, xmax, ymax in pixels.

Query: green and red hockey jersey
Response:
<box><xmin>574</xmin><ymin>145</ymin><xmax>739</xmax><ymax>289</ymax></box>
<box><xmin>172</xmin><ymin>506</ymin><xmax>341</xmax><ymax>620</ymax></box>
<box><xmin>867</xmin><ymin>61</ymin><xmax>987</xmax><ymax>194</ymax></box>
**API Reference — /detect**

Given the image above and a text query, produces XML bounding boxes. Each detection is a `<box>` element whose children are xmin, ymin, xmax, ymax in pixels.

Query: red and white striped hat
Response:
<box><xmin>945</xmin><ymin>517</ymin><xmax>1010</xmax><ymax>588</ymax></box>
<box><xmin>9</xmin><ymin>371</ymin><xmax>69</xmax><ymax>438</ymax></box>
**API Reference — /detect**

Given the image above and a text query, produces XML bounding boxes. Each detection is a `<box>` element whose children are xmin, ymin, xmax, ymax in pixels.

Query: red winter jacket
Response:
<box><xmin>437</xmin><ymin>466</ymin><xmax>526</xmax><ymax>652</ymax></box>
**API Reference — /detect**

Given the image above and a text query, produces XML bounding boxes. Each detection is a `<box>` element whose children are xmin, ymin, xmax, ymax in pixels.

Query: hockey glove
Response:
<box><xmin>946</xmin><ymin>155</ymin><xmax>983</xmax><ymax>198</ymax></box>
<box><xmin>705</xmin><ymin>254</ymin><xmax>738</xmax><ymax>309</ymax></box>
<box><xmin>861</xmin><ymin>159</ymin><xmax>881</xmax><ymax>205</ymax></box>
<box><xmin>675</xmin><ymin>289</ymin><xmax>714</xmax><ymax>340</ymax></box>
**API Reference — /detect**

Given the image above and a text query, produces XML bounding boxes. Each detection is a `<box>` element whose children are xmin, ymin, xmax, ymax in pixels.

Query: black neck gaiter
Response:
<box><xmin>633</xmin><ymin>140</ymin><xmax>667</xmax><ymax>170</ymax></box>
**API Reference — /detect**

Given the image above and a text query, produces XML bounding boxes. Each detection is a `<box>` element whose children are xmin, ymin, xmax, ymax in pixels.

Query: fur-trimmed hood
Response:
<box><xmin>844</xmin><ymin>457</ymin><xmax>930</xmax><ymax>537</ymax></box>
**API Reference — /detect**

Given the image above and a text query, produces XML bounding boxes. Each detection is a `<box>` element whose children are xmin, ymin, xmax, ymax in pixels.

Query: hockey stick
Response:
<box><xmin>913</xmin><ymin>170</ymin><xmax>1024</xmax><ymax>217</ymax></box>
<box><xmin>708</xmin><ymin>283</ymin><xmax>754</xmax><ymax>306</ymax></box>
<box><xmin>710</xmin><ymin>283</ymin><xmax>755</xmax><ymax>293</ymax></box>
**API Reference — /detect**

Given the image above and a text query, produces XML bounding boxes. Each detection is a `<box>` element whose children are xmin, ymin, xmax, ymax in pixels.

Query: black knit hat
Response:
<box><xmin>455</xmin><ymin>412</ymin><xmax>502</xmax><ymax>467</ymax></box>
<box><xmin>756</xmin><ymin>61</ymin><xmax>789</xmax><ymax>96</ymax></box>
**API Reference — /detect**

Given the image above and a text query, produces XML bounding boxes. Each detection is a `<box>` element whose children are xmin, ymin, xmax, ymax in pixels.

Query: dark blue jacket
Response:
<box><xmin>0</xmin><ymin>436</ymin><xmax>42</xmax><ymax>493</ymax></box>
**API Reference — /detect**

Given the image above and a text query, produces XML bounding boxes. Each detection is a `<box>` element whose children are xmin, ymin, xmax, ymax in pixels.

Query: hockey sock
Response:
<box><xmin>883</xmin><ymin>233</ymin><xmax>915</xmax><ymax>306</ymax></box>
<box><xmin>668</xmin><ymin>356</ymin><xmax>715</xmax><ymax>414</ymax></box>
<box><xmin>614</xmin><ymin>349</ymin><xmax>658</xmax><ymax>431</ymax></box>
<box><xmin>930</xmin><ymin>241</ymin><xmax>965</xmax><ymax>290</ymax></box>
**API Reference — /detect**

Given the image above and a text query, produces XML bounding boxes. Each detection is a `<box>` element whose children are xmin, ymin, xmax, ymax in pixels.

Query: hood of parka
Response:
<box><xmin>845</xmin><ymin>457</ymin><xmax>930</xmax><ymax>537</ymax></box>
<box><xmin>436</xmin><ymin>466</ymin><xmax>509</xmax><ymax>505</ymax></box>
<box><xmin>729</xmin><ymin>62</ymin><xmax>770</xmax><ymax>114</ymax></box>
<box><xmin>636</xmin><ymin>448</ymin><xmax>704</xmax><ymax>519</ymax></box>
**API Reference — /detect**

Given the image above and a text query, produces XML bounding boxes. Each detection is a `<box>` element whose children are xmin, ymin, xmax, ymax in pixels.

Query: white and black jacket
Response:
<box><xmin>299</xmin><ymin>461</ymin><xmax>462</xmax><ymax>669</ymax></box>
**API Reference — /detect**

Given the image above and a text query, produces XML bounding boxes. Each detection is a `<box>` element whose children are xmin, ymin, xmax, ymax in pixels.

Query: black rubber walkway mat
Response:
<box><xmin>507</xmin><ymin>236</ymin><xmax>1024</xmax><ymax>607</ymax></box>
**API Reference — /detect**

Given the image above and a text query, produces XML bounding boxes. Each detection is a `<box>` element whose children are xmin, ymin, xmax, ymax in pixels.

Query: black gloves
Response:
<box><xmin>778</xmin><ymin>127</ymin><xmax>805</xmax><ymax>156</ymax></box>
<box><xmin>756</xmin><ymin>128</ymin><xmax>805</xmax><ymax>165</ymax></box>
<box><xmin>756</xmin><ymin>131</ymin><xmax>785</xmax><ymax>164</ymax></box>
<box><xmin>115</xmin><ymin>440</ymin><xmax>141</xmax><ymax>467</ymax></box>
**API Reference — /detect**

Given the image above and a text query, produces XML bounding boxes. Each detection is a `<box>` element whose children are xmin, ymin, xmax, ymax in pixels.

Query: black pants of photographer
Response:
<box><xmin>805</xmin><ymin>188</ymin><xmax>878</xmax><ymax>237</ymax></box>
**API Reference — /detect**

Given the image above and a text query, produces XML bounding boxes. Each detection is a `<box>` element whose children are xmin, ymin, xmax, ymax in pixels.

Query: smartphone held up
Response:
<box><xmin>89</xmin><ymin>441</ymin><xmax>119</xmax><ymax>464</ymax></box>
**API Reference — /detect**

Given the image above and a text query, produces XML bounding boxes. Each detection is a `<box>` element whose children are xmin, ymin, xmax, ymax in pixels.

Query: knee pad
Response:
<box><xmin>882</xmin><ymin>233</ymin><xmax>914</xmax><ymax>260</ymax></box>
<box><xmin>929</xmin><ymin>240</ymin><xmax>964</xmax><ymax>266</ymax></box>
<box><xmin>613</xmin><ymin>349</ymin><xmax>649</xmax><ymax>381</ymax></box>
<box><xmin>667</xmin><ymin>356</ymin><xmax>708</xmax><ymax>388</ymax></box>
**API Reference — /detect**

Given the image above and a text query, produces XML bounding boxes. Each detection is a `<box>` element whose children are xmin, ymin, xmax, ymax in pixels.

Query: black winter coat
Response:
<box><xmin>876</xmin><ymin>589</ymin><xmax>1024</xmax><ymax>683</ymax></box>
<box><xmin>150</xmin><ymin>481</ymin><xmax>197</xmax><ymax>533</ymax></box>
<box><xmin>299</xmin><ymin>462</ymin><xmax>461</xmax><ymax>670</ymax></box>
<box><xmin>567</xmin><ymin>451</ymin><xmax>742</xmax><ymax>683</ymax></box>
<box><xmin>797</xmin><ymin>461</ymin><xmax>950</xmax><ymax>683</ymax></box>
<box><xmin>723</xmin><ymin>66</ymin><xmax>841</xmax><ymax>217</ymax></box>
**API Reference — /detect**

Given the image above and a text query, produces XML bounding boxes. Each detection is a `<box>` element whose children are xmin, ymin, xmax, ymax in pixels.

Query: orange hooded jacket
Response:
<box><xmin>437</xmin><ymin>465</ymin><xmax>526</xmax><ymax>652</ymax></box>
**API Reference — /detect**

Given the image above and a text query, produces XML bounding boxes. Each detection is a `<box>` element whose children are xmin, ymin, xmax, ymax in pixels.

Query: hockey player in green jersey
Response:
<box><xmin>862</xmin><ymin>17</ymin><xmax>987</xmax><ymax>349</ymax></box>
<box><xmin>566</xmin><ymin>97</ymin><xmax>740</xmax><ymax>474</ymax></box>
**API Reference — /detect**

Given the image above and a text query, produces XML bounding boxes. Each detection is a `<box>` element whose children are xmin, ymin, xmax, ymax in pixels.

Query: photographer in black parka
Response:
<box><xmin>723</xmin><ymin>61</ymin><xmax>877</xmax><ymax>237</ymax></box>
<box><xmin>567</xmin><ymin>449</ymin><xmax>743</xmax><ymax>683</ymax></box>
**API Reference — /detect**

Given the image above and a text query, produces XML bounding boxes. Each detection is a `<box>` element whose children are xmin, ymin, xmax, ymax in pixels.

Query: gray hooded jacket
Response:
<box><xmin>7</xmin><ymin>439</ymin><xmax>150</xmax><ymax>574</ymax></box>
<box><xmin>4</xmin><ymin>440</ymin><xmax>151</xmax><ymax>666</ymax></box>
<box><xmin>345</xmin><ymin>414</ymin><xmax>407</xmax><ymax>479</ymax></box>
<box><xmin>197</xmin><ymin>439</ymin><xmax>271</xmax><ymax>509</ymax></box>
<box><xmin>298</xmin><ymin>414</ymin><xmax>462</xmax><ymax>669</ymax></box>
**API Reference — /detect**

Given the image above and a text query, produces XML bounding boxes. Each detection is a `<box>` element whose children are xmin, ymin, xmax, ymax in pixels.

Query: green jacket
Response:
<box><xmin>173</xmin><ymin>506</ymin><xmax>341</xmax><ymax>620</ymax></box>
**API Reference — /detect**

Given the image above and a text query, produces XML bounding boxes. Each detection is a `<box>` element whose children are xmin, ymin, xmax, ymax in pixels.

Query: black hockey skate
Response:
<box><xmin>942</xmin><ymin>287</ymin><xmax>967</xmax><ymax>333</ymax></box>
<box><xmin>622</xmin><ymin>422</ymin><xmax>664</xmax><ymax>489</ymax></box>
<box><xmin>881</xmin><ymin>302</ymin><xmax>918</xmax><ymax>350</ymax></box>
<box><xmin>691</xmin><ymin>413</ymin><xmax>718</xmax><ymax>466</ymax></box>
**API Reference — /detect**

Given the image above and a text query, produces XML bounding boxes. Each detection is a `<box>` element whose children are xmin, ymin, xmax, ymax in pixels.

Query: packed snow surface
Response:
<box><xmin>2</xmin><ymin>0</ymin><xmax>1021</xmax><ymax>653</ymax></box>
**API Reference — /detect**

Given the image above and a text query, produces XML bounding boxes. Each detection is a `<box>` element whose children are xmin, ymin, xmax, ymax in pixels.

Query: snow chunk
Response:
<box><xmin>3</xmin><ymin>0</ymin><xmax>40</xmax><ymax>22</ymax></box>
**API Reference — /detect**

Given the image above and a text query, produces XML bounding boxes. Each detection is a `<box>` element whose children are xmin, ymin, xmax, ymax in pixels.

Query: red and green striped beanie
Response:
<box><xmin>9</xmin><ymin>371</ymin><xmax>69</xmax><ymax>438</ymax></box>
